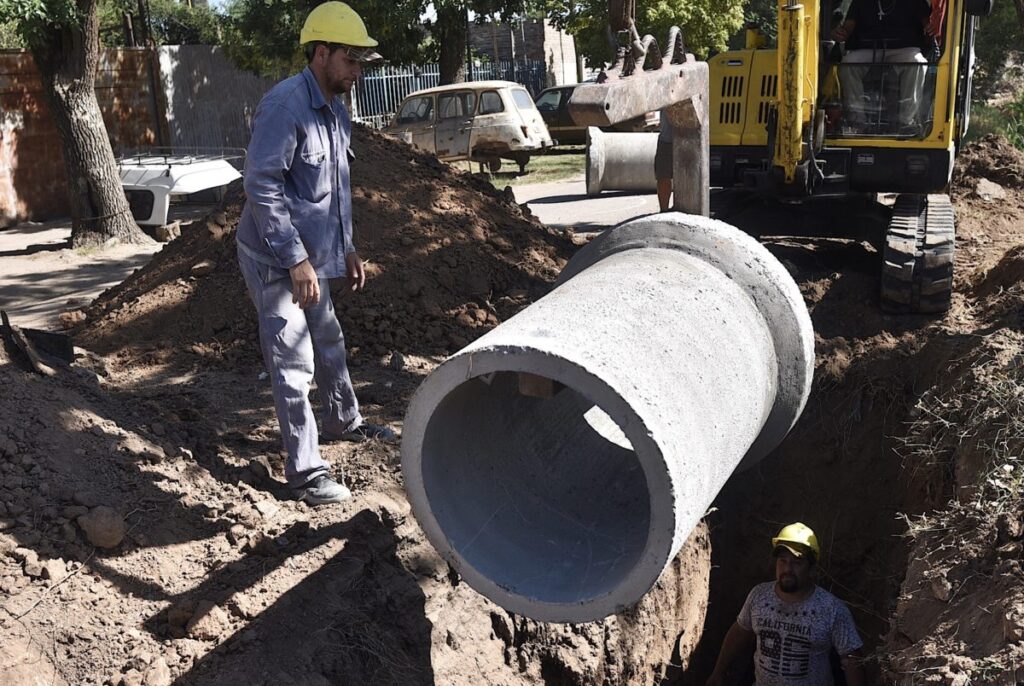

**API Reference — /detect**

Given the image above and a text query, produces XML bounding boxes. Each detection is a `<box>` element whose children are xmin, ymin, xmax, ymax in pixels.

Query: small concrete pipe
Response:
<box><xmin>586</xmin><ymin>127</ymin><xmax>659</xmax><ymax>196</ymax></box>
<box><xmin>402</xmin><ymin>214</ymin><xmax>814</xmax><ymax>623</ymax></box>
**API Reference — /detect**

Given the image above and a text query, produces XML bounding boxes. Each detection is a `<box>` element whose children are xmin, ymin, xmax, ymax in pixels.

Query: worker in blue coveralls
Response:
<box><xmin>235</xmin><ymin>1</ymin><xmax>395</xmax><ymax>506</ymax></box>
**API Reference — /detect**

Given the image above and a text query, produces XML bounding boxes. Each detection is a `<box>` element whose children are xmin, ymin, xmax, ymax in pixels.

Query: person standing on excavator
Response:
<box><xmin>706</xmin><ymin>523</ymin><xmax>865</xmax><ymax>686</ymax></box>
<box><xmin>235</xmin><ymin>2</ymin><xmax>395</xmax><ymax>506</ymax></box>
<box><xmin>832</xmin><ymin>0</ymin><xmax>939</xmax><ymax>134</ymax></box>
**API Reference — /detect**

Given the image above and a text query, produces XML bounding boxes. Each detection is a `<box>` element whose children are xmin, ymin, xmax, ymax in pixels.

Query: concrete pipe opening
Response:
<box><xmin>419</xmin><ymin>370</ymin><xmax>652</xmax><ymax>611</ymax></box>
<box><xmin>403</xmin><ymin>214</ymin><xmax>815</xmax><ymax>623</ymax></box>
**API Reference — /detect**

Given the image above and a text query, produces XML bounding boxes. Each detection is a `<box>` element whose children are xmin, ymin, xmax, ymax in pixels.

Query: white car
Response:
<box><xmin>384</xmin><ymin>81</ymin><xmax>554</xmax><ymax>173</ymax></box>
<box><xmin>119</xmin><ymin>150</ymin><xmax>242</xmax><ymax>227</ymax></box>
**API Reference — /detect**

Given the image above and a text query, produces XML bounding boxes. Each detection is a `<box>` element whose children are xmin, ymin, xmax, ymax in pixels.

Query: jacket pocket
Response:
<box><xmin>295</xmin><ymin>146</ymin><xmax>330</xmax><ymax>202</ymax></box>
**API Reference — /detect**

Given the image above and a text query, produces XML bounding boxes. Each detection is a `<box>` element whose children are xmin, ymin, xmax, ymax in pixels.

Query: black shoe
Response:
<box><xmin>337</xmin><ymin>422</ymin><xmax>397</xmax><ymax>443</ymax></box>
<box><xmin>292</xmin><ymin>475</ymin><xmax>352</xmax><ymax>505</ymax></box>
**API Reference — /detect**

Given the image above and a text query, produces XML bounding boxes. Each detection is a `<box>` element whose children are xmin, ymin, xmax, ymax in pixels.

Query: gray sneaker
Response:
<box><xmin>293</xmin><ymin>475</ymin><xmax>352</xmax><ymax>505</ymax></box>
<box><xmin>336</xmin><ymin>422</ymin><xmax>397</xmax><ymax>443</ymax></box>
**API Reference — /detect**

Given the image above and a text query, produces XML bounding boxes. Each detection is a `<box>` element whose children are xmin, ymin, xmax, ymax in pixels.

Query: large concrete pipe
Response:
<box><xmin>586</xmin><ymin>127</ymin><xmax>659</xmax><ymax>196</ymax></box>
<box><xmin>402</xmin><ymin>214</ymin><xmax>814</xmax><ymax>623</ymax></box>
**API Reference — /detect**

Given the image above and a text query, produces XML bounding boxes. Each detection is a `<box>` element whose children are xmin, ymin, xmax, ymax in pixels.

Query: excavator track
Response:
<box><xmin>881</xmin><ymin>193</ymin><xmax>956</xmax><ymax>314</ymax></box>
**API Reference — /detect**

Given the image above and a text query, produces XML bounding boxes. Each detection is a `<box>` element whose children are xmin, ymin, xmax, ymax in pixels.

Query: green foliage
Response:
<box><xmin>973</xmin><ymin>1</ymin><xmax>1024</xmax><ymax>100</ymax></box>
<box><xmin>220</xmin><ymin>0</ymin><xmax>432</xmax><ymax>78</ymax></box>
<box><xmin>0</xmin><ymin>0</ymin><xmax>79</xmax><ymax>48</ymax></box>
<box><xmin>739</xmin><ymin>0</ymin><xmax>776</xmax><ymax>44</ymax></box>
<box><xmin>541</xmin><ymin>0</ymin><xmax>745</xmax><ymax>68</ymax></box>
<box><xmin>968</xmin><ymin>91</ymin><xmax>1024</xmax><ymax>150</ymax></box>
<box><xmin>0</xmin><ymin>20</ymin><xmax>22</xmax><ymax>47</ymax></box>
<box><xmin>99</xmin><ymin>0</ymin><xmax>223</xmax><ymax>47</ymax></box>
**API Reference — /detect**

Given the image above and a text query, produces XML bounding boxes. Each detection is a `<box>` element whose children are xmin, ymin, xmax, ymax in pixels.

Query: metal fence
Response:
<box><xmin>351</xmin><ymin>58</ymin><xmax>548</xmax><ymax>129</ymax></box>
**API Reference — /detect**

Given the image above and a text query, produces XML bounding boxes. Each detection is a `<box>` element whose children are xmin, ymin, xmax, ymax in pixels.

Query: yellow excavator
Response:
<box><xmin>707</xmin><ymin>0</ymin><xmax>992</xmax><ymax>312</ymax></box>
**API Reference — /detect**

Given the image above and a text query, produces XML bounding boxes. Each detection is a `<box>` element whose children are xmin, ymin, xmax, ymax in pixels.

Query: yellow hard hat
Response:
<box><xmin>771</xmin><ymin>522</ymin><xmax>820</xmax><ymax>559</ymax></box>
<box><xmin>300</xmin><ymin>2</ymin><xmax>378</xmax><ymax>48</ymax></box>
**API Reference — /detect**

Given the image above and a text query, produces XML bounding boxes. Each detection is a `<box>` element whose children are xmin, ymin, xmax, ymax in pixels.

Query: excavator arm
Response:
<box><xmin>775</xmin><ymin>0</ymin><xmax>822</xmax><ymax>187</ymax></box>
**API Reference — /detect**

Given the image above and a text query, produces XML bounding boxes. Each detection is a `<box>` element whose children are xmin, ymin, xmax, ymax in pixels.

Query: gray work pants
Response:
<box><xmin>840</xmin><ymin>47</ymin><xmax>928</xmax><ymax>127</ymax></box>
<box><xmin>238</xmin><ymin>249</ymin><xmax>363</xmax><ymax>487</ymax></box>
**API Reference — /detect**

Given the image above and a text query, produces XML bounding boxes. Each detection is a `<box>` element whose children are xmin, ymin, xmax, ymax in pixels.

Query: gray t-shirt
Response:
<box><xmin>737</xmin><ymin>583</ymin><xmax>863</xmax><ymax>686</ymax></box>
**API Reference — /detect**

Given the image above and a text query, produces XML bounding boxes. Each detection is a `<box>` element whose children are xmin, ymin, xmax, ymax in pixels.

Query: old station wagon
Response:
<box><xmin>384</xmin><ymin>81</ymin><xmax>554</xmax><ymax>173</ymax></box>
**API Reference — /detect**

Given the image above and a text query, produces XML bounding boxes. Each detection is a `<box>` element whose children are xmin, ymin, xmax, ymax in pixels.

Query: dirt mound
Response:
<box><xmin>952</xmin><ymin>134</ymin><xmax>1024</xmax><ymax>194</ymax></box>
<box><xmin>74</xmin><ymin>125</ymin><xmax>574</xmax><ymax>365</ymax></box>
<box><xmin>881</xmin><ymin>351</ymin><xmax>1024</xmax><ymax>685</ymax></box>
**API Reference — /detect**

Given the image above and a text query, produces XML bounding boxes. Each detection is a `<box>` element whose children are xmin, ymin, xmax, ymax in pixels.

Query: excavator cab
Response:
<box><xmin>707</xmin><ymin>0</ymin><xmax>992</xmax><ymax>312</ymax></box>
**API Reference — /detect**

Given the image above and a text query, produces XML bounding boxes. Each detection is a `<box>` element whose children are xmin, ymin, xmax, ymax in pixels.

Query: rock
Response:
<box><xmin>22</xmin><ymin>556</ymin><xmax>43</xmax><ymax>579</ymax></box>
<box><xmin>166</xmin><ymin>601</ymin><xmax>196</xmax><ymax>629</ymax></box>
<box><xmin>41</xmin><ymin>558</ymin><xmax>66</xmax><ymax>582</ymax></box>
<box><xmin>455</xmin><ymin>313</ymin><xmax>476</xmax><ymax>328</ymax></box>
<box><xmin>150</xmin><ymin>423</ymin><xmax>165</xmax><ymax>437</ymax></box>
<box><xmin>143</xmin><ymin>657</ymin><xmax>172</xmax><ymax>686</ymax></box>
<box><xmin>488</xmin><ymin>234</ymin><xmax>513</xmax><ymax>252</ymax></box>
<box><xmin>207</xmin><ymin>221</ymin><xmax>229</xmax><ymax>241</ymax></box>
<box><xmin>996</xmin><ymin>512</ymin><xmax>1023</xmax><ymax>543</ymax></box>
<box><xmin>248</xmin><ymin>455</ymin><xmax>275</xmax><ymax>482</ymax></box>
<box><xmin>930</xmin><ymin>574</ymin><xmax>952</xmax><ymax>602</ymax></box>
<box><xmin>388</xmin><ymin>352</ymin><xmax>406</xmax><ymax>372</ymax></box>
<box><xmin>227</xmin><ymin>524</ymin><xmax>248</xmax><ymax>546</ymax></box>
<box><xmin>253</xmin><ymin>501</ymin><xmax>279</xmax><ymax>520</ymax></box>
<box><xmin>212</xmin><ymin>211</ymin><xmax>229</xmax><ymax>227</ymax></box>
<box><xmin>58</xmin><ymin>310</ymin><xmax>87</xmax><ymax>330</ymax></box>
<box><xmin>119</xmin><ymin>669</ymin><xmax>144</xmax><ymax>686</ymax></box>
<box><xmin>1003</xmin><ymin>609</ymin><xmax>1024</xmax><ymax>642</ymax></box>
<box><xmin>190</xmin><ymin>260</ymin><xmax>217</xmax><ymax>278</ymax></box>
<box><xmin>77</xmin><ymin>506</ymin><xmax>127</xmax><ymax>549</ymax></box>
<box><xmin>154</xmin><ymin>221</ymin><xmax>181</xmax><ymax>242</ymax></box>
<box><xmin>975</xmin><ymin>177</ymin><xmax>1007</xmax><ymax>201</ymax></box>
<box><xmin>185</xmin><ymin>600</ymin><xmax>229</xmax><ymax>641</ymax></box>
<box><xmin>11</xmin><ymin>547</ymin><xmax>35</xmax><ymax>563</ymax></box>
<box><xmin>247</xmin><ymin>532</ymin><xmax>279</xmax><ymax>557</ymax></box>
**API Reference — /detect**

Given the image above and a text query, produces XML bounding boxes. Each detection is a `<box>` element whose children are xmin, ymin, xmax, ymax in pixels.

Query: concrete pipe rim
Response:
<box><xmin>557</xmin><ymin>212</ymin><xmax>815</xmax><ymax>468</ymax></box>
<box><xmin>401</xmin><ymin>345</ymin><xmax>678</xmax><ymax>623</ymax></box>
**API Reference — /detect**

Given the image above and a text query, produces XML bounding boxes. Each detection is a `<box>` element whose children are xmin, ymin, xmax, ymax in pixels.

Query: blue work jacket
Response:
<box><xmin>236</xmin><ymin>67</ymin><xmax>355</xmax><ymax>279</ymax></box>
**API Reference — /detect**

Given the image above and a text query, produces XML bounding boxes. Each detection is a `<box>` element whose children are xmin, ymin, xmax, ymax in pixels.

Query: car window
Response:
<box><xmin>396</xmin><ymin>96</ymin><xmax>433</xmax><ymax>124</ymax></box>
<box><xmin>534</xmin><ymin>89</ymin><xmax>562</xmax><ymax>112</ymax></box>
<box><xmin>479</xmin><ymin>90</ymin><xmax>505</xmax><ymax>115</ymax></box>
<box><xmin>438</xmin><ymin>91</ymin><xmax>476</xmax><ymax>119</ymax></box>
<box><xmin>512</xmin><ymin>88</ymin><xmax>536</xmax><ymax>111</ymax></box>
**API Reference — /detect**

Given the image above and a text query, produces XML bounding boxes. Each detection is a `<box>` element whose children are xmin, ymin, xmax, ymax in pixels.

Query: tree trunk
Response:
<box><xmin>30</xmin><ymin>0</ymin><xmax>148</xmax><ymax>248</ymax></box>
<box><xmin>436</xmin><ymin>3</ymin><xmax>468</xmax><ymax>85</ymax></box>
<box><xmin>1014</xmin><ymin>0</ymin><xmax>1024</xmax><ymax>37</ymax></box>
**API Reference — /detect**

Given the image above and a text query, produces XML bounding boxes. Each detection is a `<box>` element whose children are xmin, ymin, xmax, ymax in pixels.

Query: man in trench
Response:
<box><xmin>706</xmin><ymin>522</ymin><xmax>866</xmax><ymax>686</ymax></box>
<box><xmin>235</xmin><ymin>1</ymin><xmax>395</xmax><ymax>506</ymax></box>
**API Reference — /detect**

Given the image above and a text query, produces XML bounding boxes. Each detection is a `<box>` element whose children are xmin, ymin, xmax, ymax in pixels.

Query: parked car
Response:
<box><xmin>534</xmin><ymin>84</ymin><xmax>660</xmax><ymax>145</ymax></box>
<box><xmin>384</xmin><ymin>81</ymin><xmax>554</xmax><ymax>173</ymax></box>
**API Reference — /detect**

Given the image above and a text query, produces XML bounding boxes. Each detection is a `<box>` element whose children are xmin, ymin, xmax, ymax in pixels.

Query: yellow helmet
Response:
<box><xmin>300</xmin><ymin>2</ymin><xmax>378</xmax><ymax>48</ymax></box>
<box><xmin>771</xmin><ymin>522</ymin><xmax>820</xmax><ymax>559</ymax></box>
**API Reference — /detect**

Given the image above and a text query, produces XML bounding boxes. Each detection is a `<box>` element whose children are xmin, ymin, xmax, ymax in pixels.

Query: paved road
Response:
<box><xmin>512</xmin><ymin>176</ymin><xmax>660</xmax><ymax>233</ymax></box>
<box><xmin>0</xmin><ymin>204</ymin><xmax>212</xmax><ymax>331</ymax></box>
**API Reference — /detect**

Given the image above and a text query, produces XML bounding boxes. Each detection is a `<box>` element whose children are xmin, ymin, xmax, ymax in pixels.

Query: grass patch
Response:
<box><xmin>967</xmin><ymin>94</ymin><xmax>1024</xmax><ymax>149</ymax></box>
<box><xmin>454</xmin><ymin>146</ymin><xmax>585</xmax><ymax>187</ymax></box>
